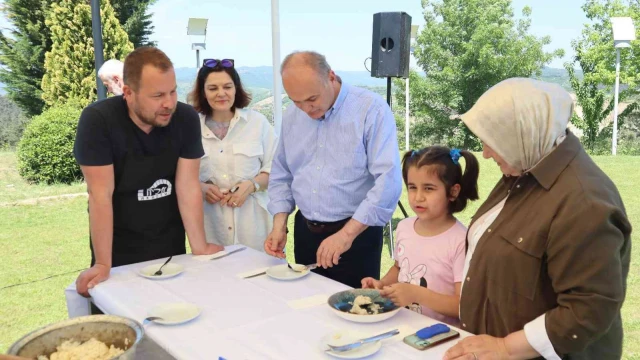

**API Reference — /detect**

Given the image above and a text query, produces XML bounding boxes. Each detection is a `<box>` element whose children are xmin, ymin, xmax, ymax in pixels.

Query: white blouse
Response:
<box><xmin>199</xmin><ymin>109</ymin><xmax>278</xmax><ymax>251</ymax></box>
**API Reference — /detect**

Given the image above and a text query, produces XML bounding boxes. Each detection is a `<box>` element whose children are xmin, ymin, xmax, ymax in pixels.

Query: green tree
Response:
<box><xmin>0</xmin><ymin>0</ymin><xmax>155</xmax><ymax>117</ymax></box>
<box><xmin>565</xmin><ymin>0</ymin><xmax>640</xmax><ymax>153</ymax></box>
<box><xmin>41</xmin><ymin>0</ymin><xmax>133</xmax><ymax>108</ymax></box>
<box><xmin>0</xmin><ymin>95</ymin><xmax>29</xmax><ymax>148</ymax></box>
<box><xmin>403</xmin><ymin>0</ymin><xmax>564</xmax><ymax>150</ymax></box>
<box><xmin>575</xmin><ymin>0</ymin><xmax>640</xmax><ymax>87</ymax></box>
<box><xmin>110</xmin><ymin>0</ymin><xmax>157</xmax><ymax>48</ymax></box>
<box><xmin>0</xmin><ymin>0</ymin><xmax>53</xmax><ymax>117</ymax></box>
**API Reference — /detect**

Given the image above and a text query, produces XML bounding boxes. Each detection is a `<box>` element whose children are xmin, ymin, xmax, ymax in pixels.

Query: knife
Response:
<box><xmin>242</xmin><ymin>270</ymin><xmax>267</xmax><ymax>279</ymax></box>
<box><xmin>211</xmin><ymin>246</ymin><xmax>246</xmax><ymax>260</ymax></box>
<box><xmin>326</xmin><ymin>329</ymin><xmax>400</xmax><ymax>352</ymax></box>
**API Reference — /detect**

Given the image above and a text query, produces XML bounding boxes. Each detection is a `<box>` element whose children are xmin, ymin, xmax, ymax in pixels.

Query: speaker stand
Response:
<box><xmin>385</xmin><ymin>76</ymin><xmax>409</xmax><ymax>219</ymax></box>
<box><xmin>384</xmin><ymin>76</ymin><xmax>409</xmax><ymax>258</ymax></box>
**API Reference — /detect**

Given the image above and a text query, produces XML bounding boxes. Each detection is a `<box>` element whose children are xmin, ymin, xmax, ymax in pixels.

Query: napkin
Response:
<box><xmin>286</xmin><ymin>294</ymin><xmax>329</xmax><ymax>309</ymax></box>
<box><xmin>236</xmin><ymin>267</ymin><xmax>271</xmax><ymax>279</ymax></box>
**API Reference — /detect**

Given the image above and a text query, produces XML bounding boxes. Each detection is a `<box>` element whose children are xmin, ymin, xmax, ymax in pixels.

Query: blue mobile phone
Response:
<box><xmin>403</xmin><ymin>324</ymin><xmax>460</xmax><ymax>351</ymax></box>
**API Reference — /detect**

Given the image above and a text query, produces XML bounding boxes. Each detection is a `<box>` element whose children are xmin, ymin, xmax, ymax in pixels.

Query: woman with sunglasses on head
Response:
<box><xmin>188</xmin><ymin>58</ymin><xmax>278</xmax><ymax>252</ymax></box>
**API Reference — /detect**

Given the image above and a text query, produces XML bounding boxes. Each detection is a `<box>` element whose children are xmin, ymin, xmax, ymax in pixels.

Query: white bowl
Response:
<box><xmin>327</xmin><ymin>289</ymin><xmax>401</xmax><ymax>323</ymax></box>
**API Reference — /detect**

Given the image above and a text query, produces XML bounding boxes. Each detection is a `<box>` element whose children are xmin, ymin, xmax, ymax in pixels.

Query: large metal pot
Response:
<box><xmin>7</xmin><ymin>315</ymin><xmax>143</xmax><ymax>359</ymax></box>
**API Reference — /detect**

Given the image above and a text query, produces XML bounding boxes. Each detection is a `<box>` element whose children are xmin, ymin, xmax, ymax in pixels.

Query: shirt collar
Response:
<box><xmin>199</xmin><ymin>109</ymin><xmax>246</xmax><ymax>139</ymax></box>
<box><xmin>321</xmin><ymin>82</ymin><xmax>349</xmax><ymax>120</ymax></box>
<box><xmin>528</xmin><ymin>130</ymin><xmax>581</xmax><ymax>190</ymax></box>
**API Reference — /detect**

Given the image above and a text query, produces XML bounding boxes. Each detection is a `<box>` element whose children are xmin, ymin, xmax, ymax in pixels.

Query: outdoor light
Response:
<box><xmin>187</xmin><ymin>18</ymin><xmax>208</xmax><ymax>69</ymax></box>
<box><xmin>610</xmin><ymin>17</ymin><xmax>636</xmax><ymax>155</ymax></box>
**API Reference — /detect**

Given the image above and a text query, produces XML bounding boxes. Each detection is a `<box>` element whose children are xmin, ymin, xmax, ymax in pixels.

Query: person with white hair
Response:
<box><xmin>98</xmin><ymin>59</ymin><xmax>124</xmax><ymax>95</ymax></box>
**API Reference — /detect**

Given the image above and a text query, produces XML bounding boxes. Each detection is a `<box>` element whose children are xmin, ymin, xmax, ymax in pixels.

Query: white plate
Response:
<box><xmin>148</xmin><ymin>303</ymin><xmax>201</xmax><ymax>325</ymax></box>
<box><xmin>321</xmin><ymin>331</ymin><xmax>382</xmax><ymax>359</ymax></box>
<box><xmin>138</xmin><ymin>263</ymin><xmax>184</xmax><ymax>279</ymax></box>
<box><xmin>266</xmin><ymin>264</ymin><xmax>311</xmax><ymax>280</ymax></box>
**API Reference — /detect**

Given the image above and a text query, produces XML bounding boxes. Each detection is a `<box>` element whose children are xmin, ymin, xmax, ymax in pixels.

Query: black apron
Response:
<box><xmin>90</xmin><ymin>122</ymin><xmax>186</xmax><ymax>267</ymax></box>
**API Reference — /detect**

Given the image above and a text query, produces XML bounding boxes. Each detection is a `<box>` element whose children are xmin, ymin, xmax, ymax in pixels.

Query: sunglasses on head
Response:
<box><xmin>203</xmin><ymin>58</ymin><xmax>234</xmax><ymax>69</ymax></box>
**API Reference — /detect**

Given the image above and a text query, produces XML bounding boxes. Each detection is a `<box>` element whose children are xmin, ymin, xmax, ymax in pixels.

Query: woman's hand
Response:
<box><xmin>220</xmin><ymin>180</ymin><xmax>254</xmax><ymax>208</ymax></box>
<box><xmin>201</xmin><ymin>183</ymin><xmax>226</xmax><ymax>204</ymax></box>
<box><xmin>443</xmin><ymin>335</ymin><xmax>511</xmax><ymax>360</ymax></box>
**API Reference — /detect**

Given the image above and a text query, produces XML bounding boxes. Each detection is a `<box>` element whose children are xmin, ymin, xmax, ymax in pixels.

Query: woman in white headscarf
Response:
<box><xmin>444</xmin><ymin>78</ymin><xmax>631</xmax><ymax>360</ymax></box>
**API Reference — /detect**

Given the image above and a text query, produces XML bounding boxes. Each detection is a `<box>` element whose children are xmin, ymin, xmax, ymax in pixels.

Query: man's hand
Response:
<box><xmin>264</xmin><ymin>228</ymin><xmax>287</xmax><ymax>258</ymax></box>
<box><xmin>316</xmin><ymin>230</ymin><xmax>354</xmax><ymax>269</ymax></box>
<box><xmin>379</xmin><ymin>283</ymin><xmax>419</xmax><ymax>307</ymax></box>
<box><xmin>76</xmin><ymin>264</ymin><xmax>110</xmax><ymax>298</ymax></box>
<box><xmin>192</xmin><ymin>243</ymin><xmax>224</xmax><ymax>255</ymax></box>
<box><xmin>202</xmin><ymin>183</ymin><xmax>226</xmax><ymax>204</ymax></box>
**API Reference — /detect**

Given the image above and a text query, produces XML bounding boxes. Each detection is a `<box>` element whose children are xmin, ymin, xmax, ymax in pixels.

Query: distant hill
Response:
<box><xmin>0</xmin><ymin>66</ymin><xmax>581</xmax><ymax>105</ymax></box>
<box><xmin>175</xmin><ymin>66</ymin><xmax>579</xmax><ymax>92</ymax></box>
<box><xmin>174</xmin><ymin>65</ymin><xmax>388</xmax><ymax>90</ymax></box>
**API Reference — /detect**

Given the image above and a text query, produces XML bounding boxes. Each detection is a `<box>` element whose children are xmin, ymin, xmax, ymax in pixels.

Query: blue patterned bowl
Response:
<box><xmin>327</xmin><ymin>289</ymin><xmax>401</xmax><ymax>323</ymax></box>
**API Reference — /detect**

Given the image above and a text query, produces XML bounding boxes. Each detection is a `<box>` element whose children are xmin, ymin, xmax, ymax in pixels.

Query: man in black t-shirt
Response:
<box><xmin>74</xmin><ymin>47</ymin><xmax>223</xmax><ymax>297</ymax></box>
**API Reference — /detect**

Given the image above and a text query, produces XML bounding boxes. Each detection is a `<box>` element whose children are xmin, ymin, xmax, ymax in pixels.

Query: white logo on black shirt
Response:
<box><xmin>138</xmin><ymin>179</ymin><xmax>172</xmax><ymax>201</ymax></box>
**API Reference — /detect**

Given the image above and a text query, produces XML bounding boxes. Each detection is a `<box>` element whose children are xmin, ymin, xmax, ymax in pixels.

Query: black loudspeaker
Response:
<box><xmin>371</xmin><ymin>12</ymin><xmax>412</xmax><ymax>78</ymax></box>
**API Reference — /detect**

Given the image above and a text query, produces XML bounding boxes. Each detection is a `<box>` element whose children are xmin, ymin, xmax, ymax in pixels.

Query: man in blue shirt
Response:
<box><xmin>264</xmin><ymin>51</ymin><xmax>402</xmax><ymax>288</ymax></box>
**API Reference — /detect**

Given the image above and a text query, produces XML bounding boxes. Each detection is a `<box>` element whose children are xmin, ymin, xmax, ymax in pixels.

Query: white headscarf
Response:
<box><xmin>459</xmin><ymin>78</ymin><xmax>573</xmax><ymax>171</ymax></box>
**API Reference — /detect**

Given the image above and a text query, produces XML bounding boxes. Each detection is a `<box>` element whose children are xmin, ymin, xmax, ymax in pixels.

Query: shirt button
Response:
<box><xmin>516</xmin><ymin>185</ymin><xmax>521</xmax><ymax>188</ymax></box>
<box><xmin>487</xmin><ymin>228</ymin><xmax>492</xmax><ymax>233</ymax></box>
<box><xmin>572</xmin><ymin>334</ymin><xmax>578</xmax><ymax>339</ymax></box>
<box><xmin>462</xmin><ymin>323</ymin><xmax>467</xmax><ymax>328</ymax></box>
<box><xmin>312</xmin><ymin>189</ymin><xmax>317</xmax><ymax>194</ymax></box>
<box><xmin>466</xmin><ymin>277</ymin><xmax>471</xmax><ymax>282</ymax></box>
<box><xmin>314</xmin><ymin>212</ymin><xmax>319</xmax><ymax>216</ymax></box>
<box><xmin>518</xmin><ymin>237</ymin><xmax>523</xmax><ymax>243</ymax></box>
<box><xmin>223</xmin><ymin>174</ymin><xmax>228</xmax><ymax>178</ymax></box>
<box><xmin>319</xmin><ymin>144</ymin><xmax>324</xmax><ymax>148</ymax></box>
<box><xmin>316</xmin><ymin>166</ymin><xmax>321</xmax><ymax>170</ymax></box>
<box><xmin>219</xmin><ymin>149</ymin><xmax>223</xmax><ymax>153</ymax></box>
<box><xmin>228</xmin><ymin>226</ymin><xmax>232</xmax><ymax>230</ymax></box>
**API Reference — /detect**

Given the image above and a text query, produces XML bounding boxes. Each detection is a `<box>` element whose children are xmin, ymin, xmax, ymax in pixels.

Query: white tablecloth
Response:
<box><xmin>65</xmin><ymin>245</ymin><xmax>472</xmax><ymax>359</ymax></box>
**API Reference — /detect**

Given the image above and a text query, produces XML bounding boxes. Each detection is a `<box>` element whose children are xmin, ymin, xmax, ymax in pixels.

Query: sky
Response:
<box><xmin>0</xmin><ymin>0</ymin><xmax>590</xmax><ymax>71</ymax></box>
<box><xmin>147</xmin><ymin>0</ymin><xmax>589</xmax><ymax>70</ymax></box>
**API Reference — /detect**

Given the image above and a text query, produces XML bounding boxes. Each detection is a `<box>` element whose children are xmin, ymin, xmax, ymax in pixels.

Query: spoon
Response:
<box><xmin>153</xmin><ymin>256</ymin><xmax>173</xmax><ymax>276</ymax></box>
<box><xmin>142</xmin><ymin>316</ymin><xmax>164</xmax><ymax>326</ymax></box>
<box><xmin>287</xmin><ymin>263</ymin><xmax>318</xmax><ymax>272</ymax></box>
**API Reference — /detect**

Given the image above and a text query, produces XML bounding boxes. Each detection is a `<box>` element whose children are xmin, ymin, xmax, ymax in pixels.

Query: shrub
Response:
<box><xmin>17</xmin><ymin>101</ymin><xmax>83</xmax><ymax>184</ymax></box>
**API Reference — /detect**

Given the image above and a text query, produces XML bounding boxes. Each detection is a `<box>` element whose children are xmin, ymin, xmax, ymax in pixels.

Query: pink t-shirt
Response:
<box><xmin>394</xmin><ymin>217</ymin><xmax>467</xmax><ymax>326</ymax></box>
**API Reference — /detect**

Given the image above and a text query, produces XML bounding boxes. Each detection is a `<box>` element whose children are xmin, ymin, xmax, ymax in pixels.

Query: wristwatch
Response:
<box><xmin>250</xmin><ymin>179</ymin><xmax>260</xmax><ymax>192</ymax></box>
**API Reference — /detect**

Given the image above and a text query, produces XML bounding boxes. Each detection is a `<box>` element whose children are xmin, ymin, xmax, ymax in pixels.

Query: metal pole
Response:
<box><xmin>405</xmin><ymin>77</ymin><xmax>410</xmax><ymax>151</ymax></box>
<box><xmin>196</xmin><ymin>49</ymin><xmax>200</xmax><ymax>69</ymax></box>
<box><xmin>613</xmin><ymin>47</ymin><xmax>621</xmax><ymax>156</ymax></box>
<box><xmin>271</xmin><ymin>0</ymin><xmax>283</xmax><ymax>135</ymax></box>
<box><xmin>91</xmin><ymin>0</ymin><xmax>106</xmax><ymax>100</ymax></box>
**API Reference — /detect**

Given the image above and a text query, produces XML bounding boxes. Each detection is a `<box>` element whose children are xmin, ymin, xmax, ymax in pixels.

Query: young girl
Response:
<box><xmin>362</xmin><ymin>146</ymin><xmax>479</xmax><ymax>326</ymax></box>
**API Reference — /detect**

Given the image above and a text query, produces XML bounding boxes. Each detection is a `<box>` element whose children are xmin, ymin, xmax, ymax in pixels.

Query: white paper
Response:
<box><xmin>192</xmin><ymin>246</ymin><xmax>245</xmax><ymax>262</ymax></box>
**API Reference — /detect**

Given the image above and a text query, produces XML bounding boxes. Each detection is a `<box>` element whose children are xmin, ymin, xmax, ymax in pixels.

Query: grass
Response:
<box><xmin>0</xmin><ymin>151</ymin><xmax>638</xmax><ymax>358</ymax></box>
<box><xmin>0</xmin><ymin>151</ymin><xmax>86</xmax><ymax>203</ymax></box>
